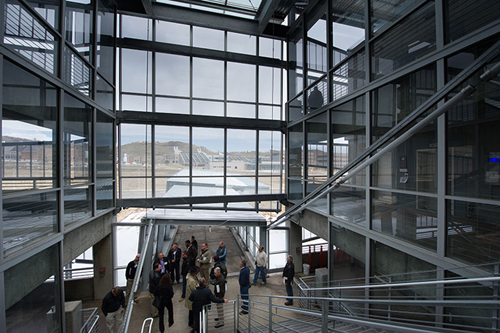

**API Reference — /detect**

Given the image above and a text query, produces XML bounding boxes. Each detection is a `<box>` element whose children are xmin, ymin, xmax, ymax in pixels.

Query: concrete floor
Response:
<box><xmin>86</xmin><ymin>225</ymin><xmax>297</xmax><ymax>333</ymax></box>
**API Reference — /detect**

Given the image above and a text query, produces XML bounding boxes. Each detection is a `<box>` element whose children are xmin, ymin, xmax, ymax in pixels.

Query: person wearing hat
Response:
<box><xmin>185</xmin><ymin>265</ymin><xmax>199</xmax><ymax>328</ymax></box>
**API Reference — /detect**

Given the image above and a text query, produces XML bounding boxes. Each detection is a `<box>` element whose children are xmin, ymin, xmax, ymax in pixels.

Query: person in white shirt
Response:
<box><xmin>252</xmin><ymin>246</ymin><xmax>267</xmax><ymax>285</ymax></box>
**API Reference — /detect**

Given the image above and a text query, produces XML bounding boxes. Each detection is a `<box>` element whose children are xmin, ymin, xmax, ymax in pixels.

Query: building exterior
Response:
<box><xmin>1</xmin><ymin>0</ymin><xmax>500</xmax><ymax>331</ymax></box>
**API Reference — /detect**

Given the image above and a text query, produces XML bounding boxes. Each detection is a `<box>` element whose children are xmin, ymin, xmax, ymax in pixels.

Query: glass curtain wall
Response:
<box><xmin>286</xmin><ymin>0</ymin><xmax>500</xmax><ymax>283</ymax></box>
<box><xmin>117</xmin><ymin>16</ymin><xmax>285</xmax><ymax>210</ymax></box>
<box><xmin>1</xmin><ymin>0</ymin><xmax>116</xmax><ymax>331</ymax></box>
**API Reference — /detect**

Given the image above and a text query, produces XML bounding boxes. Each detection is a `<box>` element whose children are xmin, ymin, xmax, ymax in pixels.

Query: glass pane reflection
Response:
<box><xmin>2</xmin><ymin>60</ymin><xmax>57</xmax><ymax>193</ymax></box>
<box><xmin>3</xmin><ymin>191</ymin><xmax>58</xmax><ymax>256</ymax></box>
<box><xmin>372</xmin><ymin>190</ymin><xmax>437</xmax><ymax>251</ymax></box>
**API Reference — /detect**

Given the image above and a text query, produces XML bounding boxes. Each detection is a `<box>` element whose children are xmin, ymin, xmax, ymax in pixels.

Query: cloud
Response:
<box><xmin>3</xmin><ymin>120</ymin><xmax>54</xmax><ymax>142</ymax></box>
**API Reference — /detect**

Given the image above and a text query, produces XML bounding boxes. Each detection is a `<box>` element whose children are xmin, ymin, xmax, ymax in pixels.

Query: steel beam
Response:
<box><xmin>116</xmin><ymin>110</ymin><xmax>285</xmax><ymax>132</ymax></box>
<box><xmin>117</xmin><ymin>37</ymin><xmax>284</xmax><ymax>68</ymax></box>
<box><xmin>117</xmin><ymin>193</ymin><xmax>286</xmax><ymax>208</ymax></box>
<box><xmin>256</xmin><ymin>0</ymin><xmax>281</xmax><ymax>34</ymax></box>
<box><xmin>151</xmin><ymin>219</ymin><xmax>265</xmax><ymax>227</ymax></box>
<box><xmin>149</xmin><ymin>2</ymin><xmax>287</xmax><ymax>39</ymax></box>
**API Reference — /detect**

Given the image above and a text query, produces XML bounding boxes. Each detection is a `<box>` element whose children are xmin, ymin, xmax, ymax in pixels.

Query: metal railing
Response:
<box><xmin>79</xmin><ymin>308</ymin><xmax>99</xmax><ymax>333</ymax></box>
<box><xmin>63</xmin><ymin>266</ymin><xmax>94</xmax><ymax>280</ymax></box>
<box><xmin>217</xmin><ymin>294</ymin><xmax>479</xmax><ymax>333</ymax></box>
<box><xmin>201</xmin><ymin>301</ymin><xmax>237</xmax><ymax>333</ymax></box>
<box><xmin>140</xmin><ymin>318</ymin><xmax>154</xmax><ymax>333</ymax></box>
<box><xmin>297</xmin><ymin>267</ymin><xmax>500</xmax><ymax>332</ymax></box>
<box><xmin>120</xmin><ymin>220</ymin><xmax>155</xmax><ymax>333</ymax></box>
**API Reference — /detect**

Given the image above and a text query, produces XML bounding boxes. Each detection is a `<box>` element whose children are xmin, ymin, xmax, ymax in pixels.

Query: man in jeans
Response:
<box><xmin>215</xmin><ymin>241</ymin><xmax>227</xmax><ymax>266</ymax></box>
<box><xmin>238</xmin><ymin>259</ymin><xmax>251</xmax><ymax>314</ymax></box>
<box><xmin>252</xmin><ymin>246</ymin><xmax>267</xmax><ymax>285</ymax></box>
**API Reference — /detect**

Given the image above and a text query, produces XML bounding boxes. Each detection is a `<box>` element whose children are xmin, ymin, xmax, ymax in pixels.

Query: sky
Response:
<box><xmin>2</xmin><ymin>120</ymin><xmax>54</xmax><ymax>142</ymax></box>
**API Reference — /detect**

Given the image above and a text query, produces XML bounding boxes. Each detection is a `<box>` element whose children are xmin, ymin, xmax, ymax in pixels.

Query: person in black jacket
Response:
<box><xmin>188</xmin><ymin>277</ymin><xmax>228</xmax><ymax>333</ymax></box>
<box><xmin>155</xmin><ymin>274</ymin><xmax>174</xmax><ymax>332</ymax></box>
<box><xmin>283</xmin><ymin>255</ymin><xmax>295</xmax><ymax>306</ymax></box>
<box><xmin>167</xmin><ymin>243</ymin><xmax>182</xmax><ymax>284</ymax></box>
<box><xmin>180</xmin><ymin>250</ymin><xmax>194</xmax><ymax>302</ymax></box>
<box><xmin>149</xmin><ymin>262</ymin><xmax>162</xmax><ymax>317</ymax></box>
<box><xmin>238</xmin><ymin>259</ymin><xmax>251</xmax><ymax>314</ymax></box>
<box><xmin>101</xmin><ymin>286</ymin><xmax>126</xmax><ymax>333</ymax></box>
<box><xmin>125</xmin><ymin>254</ymin><xmax>140</xmax><ymax>304</ymax></box>
<box><xmin>190</xmin><ymin>235</ymin><xmax>198</xmax><ymax>253</ymax></box>
<box><xmin>210</xmin><ymin>255</ymin><xmax>227</xmax><ymax>281</ymax></box>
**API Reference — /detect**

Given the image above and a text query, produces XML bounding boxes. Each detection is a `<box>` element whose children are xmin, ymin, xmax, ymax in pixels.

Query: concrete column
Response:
<box><xmin>93</xmin><ymin>234</ymin><xmax>113</xmax><ymax>300</ymax></box>
<box><xmin>289</xmin><ymin>221</ymin><xmax>303</xmax><ymax>272</ymax></box>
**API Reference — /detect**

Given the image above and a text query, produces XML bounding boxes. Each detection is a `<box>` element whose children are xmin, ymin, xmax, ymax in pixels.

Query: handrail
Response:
<box><xmin>235</xmin><ymin>293</ymin><xmax>500</xmax><ymax>332</ymax></box>
<box><xmin>140</xmin><ymin>318</ymin><xmax>154</xmax><ymax>333</ymax></box>
<box><xmin>243</xmin><ymin>293</ymin><xmax>499</xmax><ymax>306</ymax></box>
<box><xmin>231</xmin><ymin>294</ymin><xmax>492</xmax><ymax>333</ymax></box>
<box><xmin>300</xmin><ymin>275</ymin><xmax>500</xmax><ymax>293</ymax></box>
<box><xmin>268</xmin><ymin>38</ymin><xmax>500</xmax><ymax>230</ymax></box>
<box><xmin>79</xmin><ymin>308</ymin><xmax>99</xmax><ymax>333</ymax></box>
<box><xmin>120</xmin><ymin>219</ymin><xmax>155</xmax><ymax>333</ymax></box>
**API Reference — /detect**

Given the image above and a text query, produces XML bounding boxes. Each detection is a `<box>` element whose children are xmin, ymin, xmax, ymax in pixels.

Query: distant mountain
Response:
<box><xmin>120</xmin><ymin>140</ymin><xmax>273</xmax><ymax>163</ymax></box>
<box><xmin>121</xmin><ymin>141</ymin><xmax>218</xmax><ymax>163</ymax></box>
<box><xmin>2</xmin><ymin>136</ymin><xmax>39</xmax><ymax>143</ymax></box>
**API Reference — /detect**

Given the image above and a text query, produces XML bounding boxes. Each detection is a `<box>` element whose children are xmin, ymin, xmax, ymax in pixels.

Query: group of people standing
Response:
<box><xmin>101</xmin><ymin>235</ymin><xmax>296</xmax><ymax>333</ymax></box>
<box><xmin>149</xmin><ymin>237</ymin><xmax>229</xmax><ymax>333</ymax></box>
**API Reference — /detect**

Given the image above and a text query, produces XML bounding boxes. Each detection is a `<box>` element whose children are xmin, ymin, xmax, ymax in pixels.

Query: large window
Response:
<box><xmin>447</xmin><ymin>65</ymin><xmax>500</xmax><ymax>200</ymax></box>
<box><xmin>119</xmin><ymin>124</ymin><xmax>284</xmax><ymax>201</ymax></box>
<box><xmin>371</xmin><ymin>2</ymin><xmax>436</xmax><ymax>80</ymax></box>
<box><xmin>2</xmin><ymin>60</ymin><xmax>58</xmax><ymax>255</ymax></box>
<box><xmin>4</xmin><ymin>0</ymin><xmax>58</xmax><ymax>75</ymax></box>
<box><xmin>119</xmin><ymin>124</ymin><xmax>152</xmax><ymax>198</ymax></box>
<box><xmin>117</xmin><ymin>16</ymin><xmax>285</xmax><ymax>205</ymax></box>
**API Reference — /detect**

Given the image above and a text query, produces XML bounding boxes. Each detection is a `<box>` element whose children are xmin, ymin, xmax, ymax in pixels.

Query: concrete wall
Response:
<box><xmin>4</xmin><ymin>245</ymin><xmax>58</xmax><ymax>309</ymax></box>
<box><xmin>65</xmin><ymin>278</ymin><xmax>94</xmax><ymax>301</ymax></box>
<box><xmin>332</xmin><ymin>226</ymin><xmax>366</xmax><ymax>264</ymax></box>
<box><xmin>93</xmin><ymin>234</ymin><xmax>113</xmax><ymax>300</ymax></box>
<box><xmin>289</xmin><ymin>221</ymin><xmax>303</xmax><ymax>272</ymax></box>
<box><xmin>293</xmin><ymin>209</ymin><xmax>329</xmax><ymax>240</ymax></box>
<box><xmin>63</xmin><ymin>212</ymin><xmax>114</xmax><ymax>265</ymax></box>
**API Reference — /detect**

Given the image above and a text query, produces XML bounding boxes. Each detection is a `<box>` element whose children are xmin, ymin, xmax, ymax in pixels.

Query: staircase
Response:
<box><xmin>198</xmin><ymin>260</ymin><xmax>500</xmax><ymax>333</ymax></box>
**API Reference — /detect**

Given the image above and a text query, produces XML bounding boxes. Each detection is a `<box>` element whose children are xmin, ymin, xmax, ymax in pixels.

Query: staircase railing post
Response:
<box><xmin>269</xmin><ymin>297</ymin><xmax>273</xmax><ymax>333</ymax></box>
<box><xmin>247</xmin><ymin>297</ymin><xmax>251</xmax><ymax>331</ymax></box>
<box><xmin>236</xmin><ymin>297</ymin><xmax>240</xmax><ymax>331</ymax></box>
<box><xmin>201</xmin><ymin>308</ymin><xmax>205</xmax><ymax>333</ymax></box>
<box><xmin>493</xmin><ymin>264</ymin><xmax>499</xmax><ymax>331</ymax></box>
<box><xmin>322</xmin><ymin>299</ymin><xmax>329</xmax><ymax>331</ymax></box>
<box><xmin>388</xmin><ymin>276</ymin><xmax>392</xmax><ymax>321</ymax></box>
